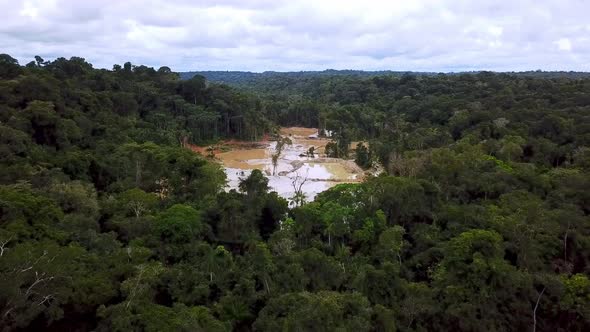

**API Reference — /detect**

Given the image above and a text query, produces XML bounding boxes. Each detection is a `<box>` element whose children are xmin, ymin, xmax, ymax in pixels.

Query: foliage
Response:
<box><xmin>0</xmin><ymin>55</ymin><xmax>589</xmax><ymax>331</ymax></box>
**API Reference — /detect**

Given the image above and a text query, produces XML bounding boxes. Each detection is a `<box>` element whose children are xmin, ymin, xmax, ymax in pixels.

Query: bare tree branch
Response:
<box><xmin>0</xmin><ymin>235</ymin><xmax>13</xmax><ymax>257</ymax></box>
<box><xmin>38</xmin><ymin>294</ymin><xmax>54</xmax><ymax>306</ymax></box>
<box><xmin>25</xmin><ymin>271</ymin><xmax>54</xmax><ymax>297</ymax></box>
<box><xmin>126</xmin><ymin>266</ymin><xmax>146</xmax><ymax>309</ymax></box>
<box><xmin>533</xmin><ymin>286</ymin><xmax>546</xmax><ymax>332</ymax></box>
<box><xmin>290</xmin><ymin>170</ymin><xmax>309</xmax><ymax>207</ymax></box>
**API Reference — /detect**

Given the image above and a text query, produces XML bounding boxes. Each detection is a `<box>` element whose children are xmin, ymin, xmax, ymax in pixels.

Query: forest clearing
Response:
<box><xmin>203</xmin><ymin>127</ymin><xmax>364</xmax><ymax>203</ymax></box>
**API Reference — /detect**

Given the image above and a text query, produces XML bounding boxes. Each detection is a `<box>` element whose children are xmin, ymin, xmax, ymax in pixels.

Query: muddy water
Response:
<box><xmin>218</xmin><ymin>127</ymin><xmax>362</xmax><ymax>204</ymax></box>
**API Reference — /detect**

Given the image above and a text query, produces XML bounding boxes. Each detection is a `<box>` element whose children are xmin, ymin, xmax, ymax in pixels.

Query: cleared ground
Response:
<box><xmin>204</xmin><ymin>127</ymin><xmax>363</xmax><ymax>202</ymax></box>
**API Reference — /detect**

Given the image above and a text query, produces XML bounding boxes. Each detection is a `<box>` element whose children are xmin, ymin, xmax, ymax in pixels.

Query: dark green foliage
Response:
<box><xmin>1</xmin><ymin>55</ymin><xmax>589</xmax><ymax>331</ymax></box>
<box><xmin>253</xmin><ymin>291</ymin><xmax>373</xmax><ymax>332</ymax></box>
<box><xmin>239</xmin><ymin>169</ymin><xmax>269</xmax><ymax>197</ymax></box>
<box><xmin>355</xmin><ymin>142</ymin><xmax>371</xmax><ymax>168</ymax></box>
<box><xmin>0</xmin><ymin>54</ymin><xmax>22</xmax><ymax>79</ymax></box>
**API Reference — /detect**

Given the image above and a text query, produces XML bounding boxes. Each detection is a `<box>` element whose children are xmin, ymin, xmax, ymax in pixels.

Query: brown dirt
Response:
<box><xmin>190</xmin><ymin>128</ymin><xmax>362</xmax><ymax>158</ymax></box>
<box><xmin>188</xmin><ymin>136</ymin><xmax>268</xmax><ymax>157</ymax></box>
<box><xmin>189</xmin><ymin>128</ymin><xmax>367</xmax><ymax>180</ymax></box>
<box><xmin>216</xmin><ymin>148</ymin><xmax>269</xmax><ymax>169</ymax></box>
<box><xmin>280</xmin><ymin>127</ymin><xmax>318</xmax><ymax>137</ymax></box>
<box><xmin>187</xmin><ymin>144</ymin><xmax>220</xmax><ymax>155</ymax></box>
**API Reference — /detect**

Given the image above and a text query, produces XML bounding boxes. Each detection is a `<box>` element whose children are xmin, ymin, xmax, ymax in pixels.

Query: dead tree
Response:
<box><xmin>1</xmin><ymin>249</ymin><xmax>59</xmax><ymax>324</ymax></box>
<box><xmin>0</xmin><ymin>235</ymin><xmax>12</xmax><ymax>257</ymax></box>
<box><xmin>271</xmin><ymin>136</ymin><xmax>292</xmax><ymax>175</ymax></box>
<box><xmin>290</xmin><ymin>170</ymin><xmax>309</xmax><ymax>207</ymax></box>
<box><xmin>532</xmin><ymin>286</ymin><xmax>546</xmax><ymax>332</ymax></box>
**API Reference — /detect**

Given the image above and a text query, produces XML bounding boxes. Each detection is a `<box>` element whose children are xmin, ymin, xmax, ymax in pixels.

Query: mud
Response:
<box><xmin>208</xmin><ymin>127</ymin><xmax>363</xmax><ymax>203</ymax></box>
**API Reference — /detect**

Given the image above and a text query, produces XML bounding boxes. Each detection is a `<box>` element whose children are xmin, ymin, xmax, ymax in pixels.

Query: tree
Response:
<box><xmin>559</xmin><ymin>273</ymin><xmax>590</xmax><ymax>327</ymax></box>
<box><xmin>289</xmin><ymin>171</ymin><xmax>308</xmax><ymax>208</ymax></box>
<box><xmin>363</xmin><ymin>175</ymin><xmax>437</xmax><ymax>225</ymax></box>
<box><xmin>34</xmin><ymin>56</ymin><xmax>46</xmax><ymax>67</ymax></box>
<box><xmin>258</xmin><ymin>192</ymin><xmax>288</xmax><ymax>240</ymax></box>
<box><xmin>298</xmin><ymin>248</ymin><xmax>344</xmax><ymax>291</ymax></box>
<box><xmin>254</xmin><ymin>291</ymin><xmax>373</xmax><ymax>332</ymax></box>
<box><xmin>433</xmin><ymin>230</ymin><xmax>531</xmax><ymax>331</ymax></box>
<box><xmin>203</xmin><ymin>245</ymin><xmax>232</xmax><ymax>283</ymax></box>
<box><xmin>0</xmin><ymin>54</ymin><xmax>22</xmax><ymax>79</ymax></box>
<box><xmin>352</xmin><ymin>210</ymin><xmax>387</xmax><ymax>252</ymax></box>
<box><xmin>325</xmin><ymin>141</ymin><xmax>338</xmax><ymax>158</ymax></box>
<box><xmin>118</xmin><ymin>142</ymin><xmax>160</xmax><ymax>188</ymax></box>
<box><xmin>238</xmin><ymin>169</ymin><xmax>269</xmax><ymax>198</ymax></box>
<box><xmin>157</xmin><ymin>66</ymin><xmax>171</xmax><ymax>74</ymax></box>
<box><xmin>355</xmin><ymin>142</ymin><xmax>370</xmax><ymax>168</ymax></box>
<box><xmin>321</xmin><ymin>201</ymin><xmax>353</xmax><ymax>247</ymax></box>
<box><xmin>335</xmin><ymin>130</ymin><xmax>351</xmax><ymax>158</ymax></box>
<box><xmin>376</xmin><ymin>226</ymin><xmax>406</xmax><ymax>265</ymax></box>
<box><xmin>498</xmin><ymin>135</ymin><xmax>525</xmax><ymax>161</ymax></box>
<box><xmin>0</xmin><ymin>183</ymin><xmax>64</xmax><ymax>241</ymax></box>
<box><xmin>180</xmin><ymin>75</ymin><xmax>207</xmax><ymax>105</ymax></box>
<box><xmin>0</xmin><ymin>241</ymin><xmax>119</xmax><ymax>330</ymax></box>
<box><xmin>271</xmin><ymin>136</ymin><xmax>292</xmax><ymax>175</ymax></box>
<box><xmin>118</xmin><ymin>188</ymin><xmax>158</xmax><ymax>218</ymax></box>
<box><xmin>23</xmin><ymin>100</ymin><xmax>59</xmax><ymax>146</ymax></box>
<box><xmin>245</xmin><ymin>242</ymin><xmax>275</xmax><ymax>294</ymax></box>
<box><xmin>155</xmin><ymin>204</ymin><xmax>204</xmax><ymax>244</ymax></box>
<box><xmin>399</xmin><ymin>282</ymin><xmax>434</xmax><ymax>330</ymax></box>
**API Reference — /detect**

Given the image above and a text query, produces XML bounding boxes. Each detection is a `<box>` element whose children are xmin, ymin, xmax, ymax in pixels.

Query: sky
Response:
<box><xmin>1</xmin><ymin>0</ymin><xmax>589</xmax><ymax>72</ymax></box>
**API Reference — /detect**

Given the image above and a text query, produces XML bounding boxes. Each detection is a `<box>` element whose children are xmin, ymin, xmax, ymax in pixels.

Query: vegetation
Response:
<box><xmin>1</xmin><ymin>54</ymin><xmax>589</xmax><ymax>331</ymax></box>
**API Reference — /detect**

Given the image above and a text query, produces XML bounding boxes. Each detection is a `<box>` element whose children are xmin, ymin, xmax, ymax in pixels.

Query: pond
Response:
<box><xmin>216</xmin><ymin>127</ymin><xmax>362</xmax><ymax>204</ymax></box>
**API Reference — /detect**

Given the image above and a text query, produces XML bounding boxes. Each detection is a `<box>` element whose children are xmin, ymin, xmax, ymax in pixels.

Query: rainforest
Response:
<box><xmin>0</xmin><ymin>54</ymin><xmax>589</xmax><ymax>331</ymax></box>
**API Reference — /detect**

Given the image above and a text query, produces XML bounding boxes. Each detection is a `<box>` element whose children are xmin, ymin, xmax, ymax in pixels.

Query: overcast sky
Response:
<box><xmin>1</xmin><ymin>0</ymin><xmax>589</xmax><ymax>72</ymax></box>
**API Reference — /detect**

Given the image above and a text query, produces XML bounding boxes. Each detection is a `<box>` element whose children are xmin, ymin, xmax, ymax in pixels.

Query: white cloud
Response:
<box><xmin>0</xmin><ymin>0</ymin><xmax>588</xmax><ymax>71</ymax></box>
<box><xmin>19</xmin><ymin>1</ymin><xmax>40</xmax><ymax>19</ymax></box>
<box><xmin>556</xmin><ymin>38</ymin><xmax>572</xmax><ymax>51</ymax></box>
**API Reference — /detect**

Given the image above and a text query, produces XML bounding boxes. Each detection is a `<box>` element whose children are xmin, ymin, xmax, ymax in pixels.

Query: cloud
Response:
<box><xmin>19</xmin><ymin>1</ymin><xmax>39</xmax><ymax>19</ymax></box>
<box><xmin>556</xmin><ymin>38</ymin><xmax>572</xmax><ymax>52</ymax></box>
<box><xmin>0</xmin><ymin>0</ymin><xmax>588</xmax><ymax>71</ymax></box>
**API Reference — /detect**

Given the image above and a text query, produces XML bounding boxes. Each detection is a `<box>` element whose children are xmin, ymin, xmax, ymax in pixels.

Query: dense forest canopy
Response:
<box><xmin>0</xmin><ymin>54</ymin><xmax>589</xmax><ymax>331</ymax></box>
<box><xmin>179</xmin><ymin>70</ymin><xmax>437</xmax><ymax>85</ymax></box>
<box><xmin>182</xmin><ymin>69</ymin><xmax>590</xmax><ymax>91</ymax></box>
